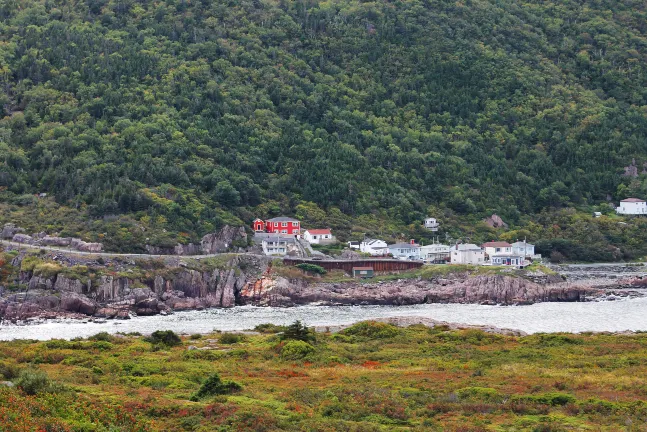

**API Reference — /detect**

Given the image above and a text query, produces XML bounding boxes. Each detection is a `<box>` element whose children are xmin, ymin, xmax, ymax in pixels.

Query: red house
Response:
<box><xmin>252</xmin><ymin>217</ymin><xmax>301</xmax><ymax>236</ymax></box>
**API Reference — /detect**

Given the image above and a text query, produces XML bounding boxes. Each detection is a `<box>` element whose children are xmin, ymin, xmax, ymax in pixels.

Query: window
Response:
<box><xmin>292</xmin><ymin>222</ymin><xmax>298</xmax><ymax>226</ymax></box>
<box><xmin>282</xmin><ymin>222</ymin><xmax>287</xmax><ymax>227</ymax></box>
<box><xmin>281</xmin><ymin>230</ymin><xmax>287</xmax><ymax>234</ymax></box>
<box><xmin>313</xmin><ymin>235</ymin><xmax>318</xmax><ymax>239</ymax></box>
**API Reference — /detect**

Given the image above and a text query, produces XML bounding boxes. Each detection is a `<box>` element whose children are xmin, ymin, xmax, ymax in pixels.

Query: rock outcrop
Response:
<box><xmin>0</xmin><ymin>254</ymin><xmax>271</xmax><ymax>321</ymax></box>
<box><xmin>238</xmin><ymin>274</ymin><xmax>594</xmax><ymax>307</ymax></box>
<box><xmin>145</xmin><ymin>225</ymin><xmax>248</xmax><ymax>256</ymax></box>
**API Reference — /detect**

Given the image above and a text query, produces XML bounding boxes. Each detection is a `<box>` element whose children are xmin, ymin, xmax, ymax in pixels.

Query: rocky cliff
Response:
<box><xmin>0</xmin><ymin>254</ymin><xmax>272</xmax><ymax>321</ymax></box>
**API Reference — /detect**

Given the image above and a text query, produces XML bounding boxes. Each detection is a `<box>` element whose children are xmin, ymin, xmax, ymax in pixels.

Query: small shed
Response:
<box><xmin>352</xmin><ymin>266</ymin><xmax>374</xmax><ymax>278</ymax></box>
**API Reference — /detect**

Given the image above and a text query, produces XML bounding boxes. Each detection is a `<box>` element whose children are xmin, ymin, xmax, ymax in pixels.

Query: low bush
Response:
<box><xmin>190</xmin><ymin>373</ymin><xmax>242</xmax><ymax>401</ymax></box>
<box><xmin>340</xmin><ymin>321</ymin><xmax>401</xmax><ymax>339</ymax></box>
<box><xmin>254</xmin><ymin>323</ymin><xmax>288</xmax><ymax>334</ymax></box>
<box><xmin>281</xmin><ymin>340</ymin><xmax>315</xmax><ymax>360</ymax></box>
<box><xmin>15</xmin><ymin>369</ymin><xmax>64</xmax><ymax>395</ymax></box>
<box><xmin>89</xmin><ymin>332</ymin><xmax>117</xmax><ymax>343</ymax></box>
<box><xmin>144</xmin><ymin>330</ymin><xmax>182</xmax><ymax>348</ymax></box>
<box><xmin>219</xmin><ymin>333</ymin><xmax>245</xmax><ymax>344</ymax></box>
<box><xmin>295</xmin><ymin>263</ymin><xmax>326</xmax><ymax>275</ymax></box>
<box><xmin>280</xmin><ymin>321</ymin><xmax>315</xmax><ymax>343</ymax></box>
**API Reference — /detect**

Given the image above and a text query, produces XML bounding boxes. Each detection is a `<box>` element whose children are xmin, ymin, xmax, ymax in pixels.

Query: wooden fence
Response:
<box><xmin>283</xmin><ymin>258</ymin><xmax>423</xmax><ymax>273</ymax></box>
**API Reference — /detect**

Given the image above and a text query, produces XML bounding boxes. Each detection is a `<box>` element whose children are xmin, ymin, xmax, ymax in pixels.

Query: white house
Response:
<box><xmin>303</xmin><ymin>229</ymin><xmax>335</xmax><ymax>245</ymax></box>
<box><xmin>360</xmin><ymin>239</ymin><xmax>389</xmax><ymax>256</ymax></box>
<box><xmin>388</xmin><ymin>241</ymin><xmax>420</xmax><ymax>260</ymax></box>
<box><xmin>490</xmin><ymin>253</ymin><xmax>525</xmax><ymax>267</ymax></box>
<box><xmin>255</xmin><ymin>233</ymin><xmax>300</xmax><ymax>256</ymax></box>
<box><xmin>450</xmin><ymin>244</ymin><xmax>485</xmax><ymax>264</ymax></box>
<box><xmin>616</xmin><ymin>198</ymin><xmax>647</xmax><ymax>215</ymax></box>
<box><xmin>419</xmin><ymin>243</ymin><xmax>450</xmax><ymax>263</ymax></box>
<box><xmin>511</xmin><ymin>241</ymin><xmax>535</xmax><ymax>257</ymax></box>
<box><xmin>424</xmin><ymin>217</ymin><xmax>440</xmax><ymax>232</ymax></box>
<box><xmin>482</xmin><ymin>241</ymin><xmax>512</xmax><ymax>260</ymax></box>
<box><xmin>348</xmin><ymin>241</ymin><xmax>360</xmax><ymax>250</ymax></box>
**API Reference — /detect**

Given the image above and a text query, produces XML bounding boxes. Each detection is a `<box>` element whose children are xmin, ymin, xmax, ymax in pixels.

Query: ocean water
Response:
<box><xmin>1</xmin><ymin>297</ymin><xmax>647</xmax><ymax>340</ymax></box>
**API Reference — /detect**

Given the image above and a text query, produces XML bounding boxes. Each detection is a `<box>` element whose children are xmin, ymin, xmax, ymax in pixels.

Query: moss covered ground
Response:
<box><xmin>1</xmin><ymin>323</ymin><xmax>647</xmax><ymax>431</ymax></box>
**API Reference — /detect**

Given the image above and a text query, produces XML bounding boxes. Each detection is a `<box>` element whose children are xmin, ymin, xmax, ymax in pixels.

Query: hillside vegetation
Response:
<box><xmin>2</xmin><ymin>324</ymin><xmax>647</xmax><ymax>430</ymax></box>
<box><xmin>0</xmin><ymin>0</ymin><xmax>647</xmax><ymax>255</ymax></box>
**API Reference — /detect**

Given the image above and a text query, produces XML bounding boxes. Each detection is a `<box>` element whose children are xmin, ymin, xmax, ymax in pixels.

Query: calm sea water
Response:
<box><xmin>1</xmin><ymin>298</ymin><xmax>647</xmax><ymax>340</ymax></box>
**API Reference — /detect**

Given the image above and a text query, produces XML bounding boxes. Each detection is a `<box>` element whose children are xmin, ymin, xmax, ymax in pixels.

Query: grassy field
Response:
<box><xmin>0</xmin><ymin>322</ymin><xmax>646</xmax><ymax>431</ymax></box>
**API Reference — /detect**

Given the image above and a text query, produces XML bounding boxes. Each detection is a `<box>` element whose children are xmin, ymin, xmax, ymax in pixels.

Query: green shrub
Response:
<box><xmin>15</xmin><ymin>369</ymin><xmax>63</xmax><ymax>395</ymax></box>
<box><xmin>190</xmin><ymin>334</ymin><xmax>202</xmax><ymax>340</ymax></box>
<box><xmin>295</xmin><ymin>263</ymin><xmax>327</xmax><ymax>275</ymax></box>
<box><xmin>190</xmin><ymin>373</ymin><xmax>242</xmax><ymax>401</ymax></box>
<box><xmin>89</xmin><ymin>332</ymin><xmax>117</xmax><ymax>342</ymax></box>
<box><xmin>281</xmin><ymin>340</ymin><xmax>315</xmax><ymax>360</ymax></box>
<box><xmin>254</xmin><ymin>323</ymin><xmax>288</xmax><ymax>334</ymax></box>
<box><xmin>219</xmin><ymin>333</ymin><xmax>245</xmax><ymax>344</ymax></box>
<box><xmin>340</xmin><ymin>321</ymin><xmax>401</xmax><ymax>339</ymax></box>
<box><xmin>144</xmin><ymin>330</ymin><xmax>182</xmax><ymax>348</ymax></box>
<box><xmin>281</xmin><ymin>320</ymin><xmax>315</xmax><ymax>343</ymax></box>
<box><xmin>0</xmin><ymin>361</ymin><xmax>19</xmax><ymax>380</ymax></box>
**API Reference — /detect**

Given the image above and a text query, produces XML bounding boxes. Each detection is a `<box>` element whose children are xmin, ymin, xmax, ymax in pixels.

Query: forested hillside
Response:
<box><xmin>0</xmin><ymin>0</ymin><xmax>646</xmax><ymax>254</ymax></box>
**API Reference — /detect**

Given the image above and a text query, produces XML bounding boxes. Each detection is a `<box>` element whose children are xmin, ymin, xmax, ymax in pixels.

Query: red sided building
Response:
<box><xmin>253</xmin><ymin>217</ymin><xmax>301</xmax><ymax>236</ymax></box>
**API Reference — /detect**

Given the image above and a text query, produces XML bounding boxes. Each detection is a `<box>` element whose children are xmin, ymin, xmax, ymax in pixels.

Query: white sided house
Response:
<box><xmin>303</xmin><ymin>229</ymin><xmax>335</xmax><ymax>245</ymax></box>
<box><xmin>360</xmin><ymin>239</ymin><xmax>389</xmax><ymax>256</ymax></box>
<box><xmin>419</xmin><ymin>243</ymin><xmax>450</xmax><ymax>263</ymax></box>
<box><xmin>511</xmin><ymin>241</ymin><xmax>535</xmax><ymax>257</ymax></box>
<box><xmin>450</xmin><ymin>244</ymin><xmax>485</xmax><ymax>265</ymax></box>
<box><xmin>616</xmin><ymin>198</ymin><xmax>647</xmax><ymax>215</ymax></box>
<box><xmin>424</xmin><ymin>217</ymin><xmax>440</xmax><ymax>231</ymax></box>
<box><xmin>388</xmin><ymin>240</ymin><xmax>420</xmax><ymax>260</ymax></box>
<box><xmin>481</xmin><ymin>241</ymin><xmax>512</xmax><ymax>260</ymax></box>
<box><xmin>261</xmin><ymin>236</ymin><xmax>298</xmax><ymax>256</ymax></box>
<box><xmin>490</xmin><ymin>253</ymin><xmax>525</xmax><ymax>267</ymax></box>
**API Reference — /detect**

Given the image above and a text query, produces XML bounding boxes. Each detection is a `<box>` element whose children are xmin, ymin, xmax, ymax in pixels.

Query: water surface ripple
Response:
<box><xmin>1</xmin><ymin>298</ymin><xmax>647</xmax><ymax>340</ymax></box>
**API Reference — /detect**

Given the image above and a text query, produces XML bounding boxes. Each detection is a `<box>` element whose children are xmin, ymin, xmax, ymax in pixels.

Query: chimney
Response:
<box><xmin>410</xmin><ymin>239</ymin><xmax>415</xmax><ymax>245</ymax></box>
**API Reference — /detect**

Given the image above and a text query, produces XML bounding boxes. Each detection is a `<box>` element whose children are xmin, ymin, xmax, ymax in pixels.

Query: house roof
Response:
<box><xmin>452</xmin><ymin>243</ymin><xmax>482</xmax><ymax>251</ymax></box>
<box><xmin>482</xmin><ymin>241</ymin><xmax>512</xmax><ymax>248</ymax></box>
<box><xmin>253</xmin><ymin>233</ymin><xmax>296</xmax><ymax>244</ymax></box>
<box><xmin>266</xmin><ymin>216</ymin><xmax>299</xmax><ymax>222</ymax></box>
<box><xmin>621</xmin><ymin>198</ymin><xmax>645</xmax><ymax>203</ymax></box>
<box><xmin>389</xmin><ymin>242</ymin><xmax>420</xmax><ymax>248</ymax></box>
<box><xmin>306</xmin><ymin>229</ymin><xmax>332</xmax><ymax>235</ymax></box>
<box><xmin>511</xmin><ymin>241</ymin><xmax>534</xmax><ymax>247</ymax></box>
<box><xmin>364</xmin><ymin>239</ymin><xmax>386</xmax><ymax>245</ymax></box>
<box><xmin>353</xmin><ymin>267</ymin><xmax>374</xmax><ymax>271</ymax></box>
<box><xmin>253</xmin><ymin>218</ymin><xmax>264</xmax><ymax>222</ymax></box>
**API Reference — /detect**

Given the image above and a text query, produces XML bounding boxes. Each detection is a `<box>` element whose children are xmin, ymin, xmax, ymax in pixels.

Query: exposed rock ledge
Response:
<box><xmin>238</xmin><ymin>274</ymin><xmax>596</xmax><ymax>307</ymax></box>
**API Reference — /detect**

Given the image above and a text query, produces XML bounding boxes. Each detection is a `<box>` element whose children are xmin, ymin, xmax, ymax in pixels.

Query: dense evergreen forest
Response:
<box><xmin>0</xmin><ymin>0</ymin><xmax>647</xmax><ymax>257</ymax></box>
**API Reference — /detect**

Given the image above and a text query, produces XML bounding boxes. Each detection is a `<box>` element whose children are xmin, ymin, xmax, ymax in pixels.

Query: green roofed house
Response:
<box><xmin>352</xmin><ymin>267</ymin><xmax>374</xmax><ymax>278</ymax></box>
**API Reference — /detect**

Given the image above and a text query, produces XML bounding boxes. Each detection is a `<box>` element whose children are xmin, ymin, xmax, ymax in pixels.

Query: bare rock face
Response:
<box><xmin>238</xmin><ymin>274</ymin><xmax>594</xmax><ymax>307</ymax></box>
<box><xmin>201</xmin><ymin>225</ymin><xmax>247</xmax><ymax>254</ymax></box>
<box><xmin>12</xmin><ymin>233</ymin><xmax>33</xmax><ymax>244</ymax></box>
<box><xmin>41</xmin><ymin>236</ymin><xmax>72</xmax><ymax>246</ymax></box>
<box><xmin>70</xmin><ymin>239</ymin><xmax>103</xmax><ymax>252</ymax></box>
<box><xmin>2</xmin><ymin>223</ymin><xmax>24</xmax><ymax>239</ymax></box>
<box><xmin>60</xmin><ymin>292</ymin><xmax>97</xmax><ymax>315</ymax></box>
<box><xmin>145</xmin><ymin>225</ymin><xmax>248</xmax><ymax>255</ymax></box>
<box><xmin>54</xmin><ymin>275</ymin><xmax>87</xmax><ymax>294</ymax></box>
<box><xmin>483</xmin><ymin>214</ymin><xmax>508</xmax><ymax>229</ymax></box>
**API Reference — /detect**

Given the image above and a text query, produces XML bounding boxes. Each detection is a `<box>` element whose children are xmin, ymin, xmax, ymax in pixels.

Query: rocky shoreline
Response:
<box><xmin>1</xmin><ymin>248</ymin><xmax>646</xmax><ymax>323</ymax></box>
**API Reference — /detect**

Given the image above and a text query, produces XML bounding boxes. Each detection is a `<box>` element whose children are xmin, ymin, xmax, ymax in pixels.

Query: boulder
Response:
<box><xmin>60</xmin><ymin>293</ymin><xmax>97</xmax><ymax>315</ymax></box>
<box><xmin>70</xmin><ymin>238</ymin><xmax>103</xmax><ymax>252</ymax></box>
<box><xmin>40</xmin><ymin>236</ymin><xmax>72</xmax><ymax>247</ymax></box>
<box><xmin>201</xmin><ymin>225</ymin><xmax>247</xmax><ymax>254</ymax></box>
<box><xmin>12</xmin><ymin>233</ymin><xmax>33</xmax><ymax>244</ymax></box>
<box><xmin>2</xmin><ymin>223</ymin><xmax>24</xmax><ymax>239</ymax></box>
